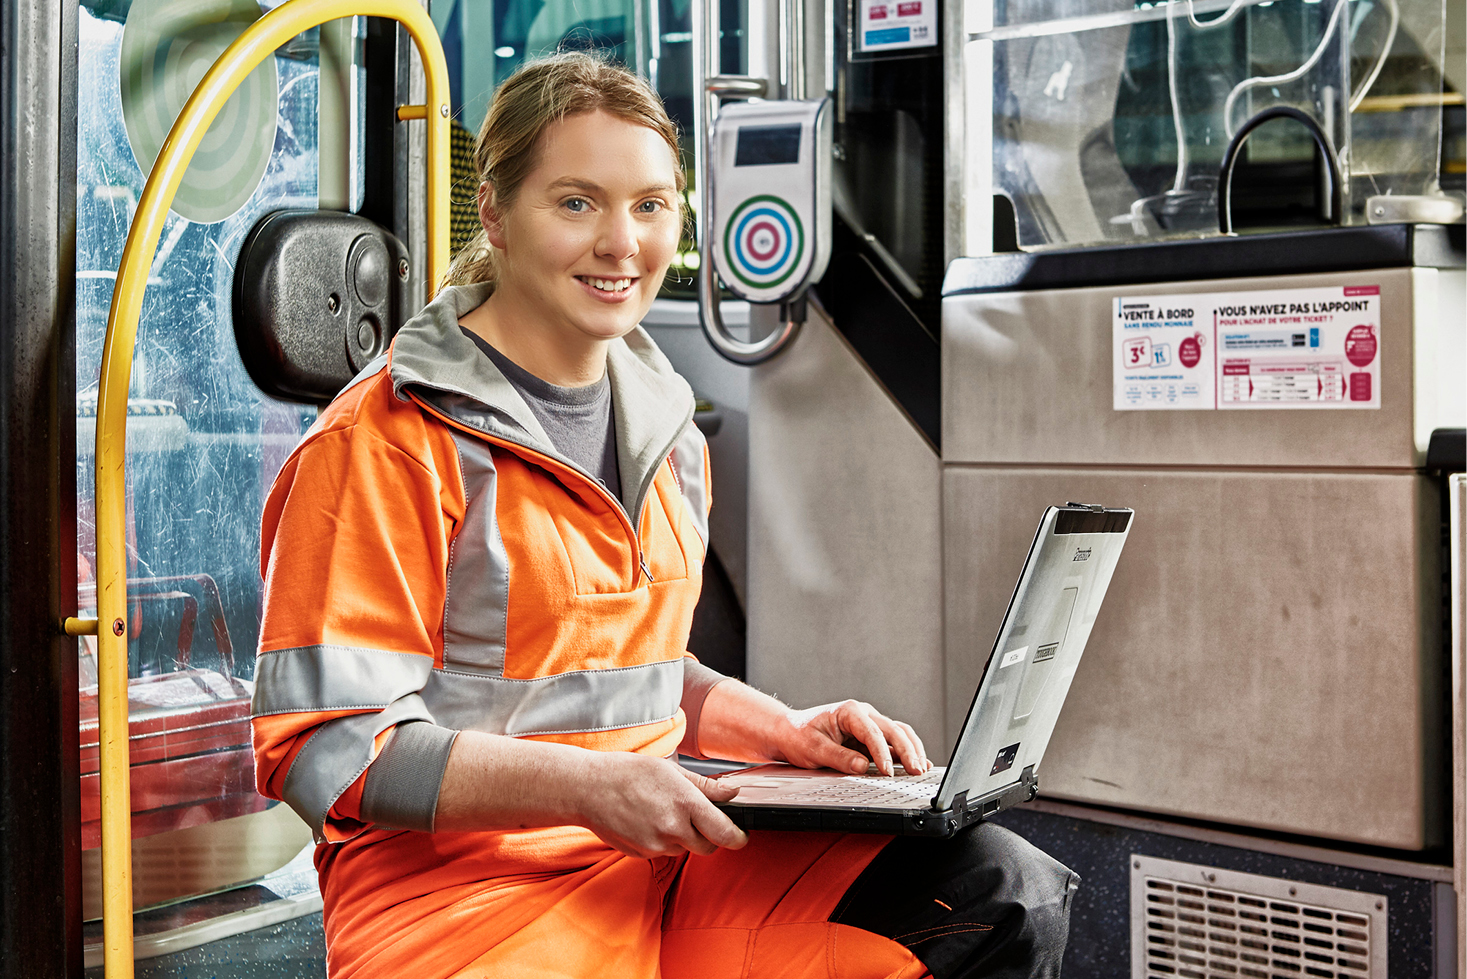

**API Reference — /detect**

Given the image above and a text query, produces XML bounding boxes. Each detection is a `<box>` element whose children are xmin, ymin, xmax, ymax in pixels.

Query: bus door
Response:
<box><xmin>66</xmin><ymin>0</ymin><xmax>748</xmax><ymax>972</ymax></box>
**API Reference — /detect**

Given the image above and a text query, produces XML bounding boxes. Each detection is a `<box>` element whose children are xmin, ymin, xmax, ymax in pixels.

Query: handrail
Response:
<box><xmin>90</xmin><ymin>3</ymin><xmax>450</xmax><ymax>975</ymax></box>
<box><xmin>1217</xmin><ymin>105</ymin><xmax>1343</xmax><ymax>234</ymax></box>
<box><xmin>691</xmin><ymin>0</ymin><xmax>805</xmax><ymax>365</ymax></box>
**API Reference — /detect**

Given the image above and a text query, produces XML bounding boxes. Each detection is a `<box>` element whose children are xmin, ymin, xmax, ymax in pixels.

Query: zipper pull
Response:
<box><xmin>639</xmin><ymin>554</ymin><xmax>656</xmax><ymax>583</ymax></box>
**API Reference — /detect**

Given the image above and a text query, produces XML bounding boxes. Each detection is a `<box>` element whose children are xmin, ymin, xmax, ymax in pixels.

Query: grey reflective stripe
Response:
<box><xmin>443</xmin><ymin>431</ymin><xmax>510</xmax><ymax>672</ymax></box>
<box><xmin>252</xmin><ymin>644</ymin><xmax>434</xmax><ymax>716</ymax></box>
<box><xmin>282</xmin><ymin>695</ymin><xmax>433</xmax><ymax>841</ymax></box>
<box><xmin>422</xmin><ymin>657</ymin><xmax>685</xmax><ymax>737</ymax></box>
<box><xmin>670</xmin><ymin>424</ymin><xmax>710</xmax><ymax>548</ymax></box>
<box><xmin>335</xmin><ymin>354</ymin><xmax>390</xmax><ymax>399</ymax></box>
<box><xmin>359</xmin><ymin>721</ymin><xmax>458</xmax><ymax>832</ymax></box>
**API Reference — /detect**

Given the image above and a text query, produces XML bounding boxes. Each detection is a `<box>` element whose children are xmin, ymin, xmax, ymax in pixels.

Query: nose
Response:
<box><xmin>595</xmin><ymin>209</ymin><xmax>640</xmax><ymax>263</ymax></box>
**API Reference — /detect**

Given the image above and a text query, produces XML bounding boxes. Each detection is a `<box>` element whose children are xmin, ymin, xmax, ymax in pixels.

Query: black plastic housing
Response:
<box><xmin>233</xmin><ymin>209</ymin><xmax>412</xmax><ymax>405</ymax></box>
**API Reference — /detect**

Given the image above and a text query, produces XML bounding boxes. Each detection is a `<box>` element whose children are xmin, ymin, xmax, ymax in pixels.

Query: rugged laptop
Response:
<box><xmin>715</xmin><ymin>503</ymin><xmax>1133</xmax><ymax>837</ymax></box>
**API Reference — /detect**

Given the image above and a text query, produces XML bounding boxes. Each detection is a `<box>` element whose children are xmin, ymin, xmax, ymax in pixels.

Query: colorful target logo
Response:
<box><xmin>723</xmin><ymin>195</ymin><xmax>805</xmax><ymax>291</ymax></box>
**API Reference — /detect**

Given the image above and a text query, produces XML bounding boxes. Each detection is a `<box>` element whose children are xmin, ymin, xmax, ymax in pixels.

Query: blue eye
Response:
<box><xmin>565</xmin><ymin>198</ymin><xmax>589</xmax><ymax>213</ymax></box>
<box><xmin>638</xmin><ymin>200</ymin><xmax>664</xmax><ymax>213</ymax></box>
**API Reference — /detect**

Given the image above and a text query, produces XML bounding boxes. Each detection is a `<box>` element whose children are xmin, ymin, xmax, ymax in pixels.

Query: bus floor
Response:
<box><xmin>84</xmin><ymin>914</ymin><xmax>327</xmax><ymax>979</ymax></box>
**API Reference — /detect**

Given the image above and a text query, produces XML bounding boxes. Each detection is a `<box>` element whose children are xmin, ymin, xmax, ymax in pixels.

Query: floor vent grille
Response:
<box><xmin>1130</xmin><ymin>855</ymin><xmax>1387</xmax><ymax>979</ymax></box>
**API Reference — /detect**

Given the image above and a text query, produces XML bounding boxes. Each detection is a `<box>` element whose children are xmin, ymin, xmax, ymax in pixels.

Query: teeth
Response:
<box><xmin>586</xmin><ymin>277</ymin><xmax>631</xmax><ymax>292</ymax></box>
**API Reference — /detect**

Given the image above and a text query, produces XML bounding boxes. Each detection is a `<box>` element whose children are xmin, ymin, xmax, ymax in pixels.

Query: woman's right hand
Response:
<box><xmin>576</xmin><ymin>752</ymin><xmax>749</xmax><ymax>859</ymax></box>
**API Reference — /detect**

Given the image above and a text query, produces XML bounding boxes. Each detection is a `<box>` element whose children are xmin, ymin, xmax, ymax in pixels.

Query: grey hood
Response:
<box><xmin>388</xmin><ymin>282</ymin><xmax>696</xmax><ymax>518</ymax></box>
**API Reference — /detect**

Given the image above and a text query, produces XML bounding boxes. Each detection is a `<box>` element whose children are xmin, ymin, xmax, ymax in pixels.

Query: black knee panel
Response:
<box><xmin>831</xmin><ymin>823</ymin><xmax>1080</xmax><ymax>979</ymax></box>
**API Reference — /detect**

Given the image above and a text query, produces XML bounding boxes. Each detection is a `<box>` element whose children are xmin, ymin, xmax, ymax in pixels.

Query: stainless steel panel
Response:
<box><xmin>944</xmin><ymin>466</ymin><xmax>1442</xmax><ymax>848</ymax></box>
<box><xmin>747</xmin><ymin>308</ymin><xmax>946</xmax><ymax>752</ymax></box>
<box><xmin>942</xmin><ymin>267</ymin><xmax>1435</xmax><ymax>468</ymax></box>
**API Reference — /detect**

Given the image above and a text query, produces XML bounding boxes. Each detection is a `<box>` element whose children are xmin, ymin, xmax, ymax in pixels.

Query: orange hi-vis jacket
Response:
<box><xmin>250</xmin><ymin>283</ymin><xmax>731</xmax><ymax>966</ymax></box>
<box><xmin>252</xmin><ymin>285</ymin><xmax>929</xmax><ymax>979</ymax></box>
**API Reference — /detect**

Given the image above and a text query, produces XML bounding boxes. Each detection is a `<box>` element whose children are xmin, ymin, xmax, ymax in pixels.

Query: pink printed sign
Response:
<box><xmin>1114</xmin><ymin>284</ymin><xmax>1381</xmax><ymax>411</ymax></box>
<box><xmin>1344</xmin><ymin>325</ymin><xmax>1377</xmax><ymax>368</ymax></box>
<box><xmin>1178</xmin><ymin>334</ymin><xmax>1203</xmax><ymax>368</ymax></box>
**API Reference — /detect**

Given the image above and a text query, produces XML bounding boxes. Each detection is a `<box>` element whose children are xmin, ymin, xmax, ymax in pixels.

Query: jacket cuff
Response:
<box><xmin>678</xmin><ymin>661</ymin><xmax>730</xmax><ymax>760</ymax></box>
<box><xmin>359</xmin><ymin>721</ymin><xmax>459</xmax><ymax>831</ymax></box>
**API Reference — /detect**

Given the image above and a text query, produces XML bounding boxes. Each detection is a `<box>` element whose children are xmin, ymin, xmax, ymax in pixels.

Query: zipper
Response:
<box><xmin>626</xmin><ymin>399</ymin><xmax>696</xmax><ymax>553</ymax></box>
<box><xmin>410</xmin><ymin>392</ymin><xmax>687</xmax><ymax>588</ymax></box>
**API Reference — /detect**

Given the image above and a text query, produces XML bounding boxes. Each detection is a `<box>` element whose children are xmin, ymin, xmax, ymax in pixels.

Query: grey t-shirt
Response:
<box><xmin>460</xmin><ymin>327</ymin><xmax>621</xmax><ymax>499</ymax></box>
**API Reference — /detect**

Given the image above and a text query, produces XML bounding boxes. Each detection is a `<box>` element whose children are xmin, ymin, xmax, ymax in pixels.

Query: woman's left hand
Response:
<box><xmin>771</xmin><ymin>700</ymin><xmax>930</xmax><ymax>777</ymax></box>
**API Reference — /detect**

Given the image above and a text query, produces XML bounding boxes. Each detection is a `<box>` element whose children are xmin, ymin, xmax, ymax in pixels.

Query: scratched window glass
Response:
<box><xmin>74</xmin><ymin>0</ymin><xmax>319</xmax><ymax>929</ymax></box>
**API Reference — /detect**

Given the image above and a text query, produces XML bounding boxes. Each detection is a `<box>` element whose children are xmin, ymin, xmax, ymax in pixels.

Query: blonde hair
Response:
<box><xmin>443</xmin><ymin>52</ymin><xmax>685</xmax><ymax>288</ymax></box>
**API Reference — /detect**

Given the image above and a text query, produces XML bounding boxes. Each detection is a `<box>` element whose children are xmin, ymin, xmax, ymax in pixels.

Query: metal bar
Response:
<box><xmin>706</xmin><ymin>75</ymin><xmax>767</xmax><ymax>96</ymax></box>
<box><xmin>91</xmin><ymin>2</ymin><xmax>449</xmax><ymax>974</ymax></box>
<box><xmin>784</xmin><ymin>0</ymin><xmax>805</xmax><ymax>100</ymax></box>
<box><xmin>1</xmin><ymin>0</ymin><xmax>80</xmax><ymax>972</ymax></box>
<box><xmin>65</xmin><ymin>617</ymin><xmax>100</xmax><ymax>637</ymax></box>
<box><xmin>1356</xmin><ymin>92</ymin><xmax>1467</xmax><ymax>113</ymax></box>
<box><xmin>966</xmin><ymin>0</ymin><xmax>1264</xmax><ymax>42</ymax></box>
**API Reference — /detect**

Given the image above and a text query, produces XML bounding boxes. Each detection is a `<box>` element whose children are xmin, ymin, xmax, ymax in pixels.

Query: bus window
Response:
<box><xmin>431</xmin><ymin>0</ymin><xmax>748</xmax><ymax>294</ymax></box>
<box><xmin>74</xmin><ymin>0</ymin><xmax>319</xmax><ymax>945</ymax></box>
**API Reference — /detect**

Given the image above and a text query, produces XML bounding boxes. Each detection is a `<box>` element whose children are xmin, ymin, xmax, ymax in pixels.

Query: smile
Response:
<box><xmin>577</xmin><ymin>276</ymin><xmax>635</xmax><ymax>294</ymax></box>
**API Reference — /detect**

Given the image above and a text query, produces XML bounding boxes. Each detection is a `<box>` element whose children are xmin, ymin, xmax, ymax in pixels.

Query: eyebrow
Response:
<box><xmin>546</xmin><ymin>177</ymin><xmax>677</xmax><ymax>196</ymax></box>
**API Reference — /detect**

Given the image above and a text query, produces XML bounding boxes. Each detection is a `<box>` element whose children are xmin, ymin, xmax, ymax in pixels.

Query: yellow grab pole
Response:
<box><xmin>93</xmin><ymin>2</ymin><xmax>449</xmax><ymax>974</ymax></box>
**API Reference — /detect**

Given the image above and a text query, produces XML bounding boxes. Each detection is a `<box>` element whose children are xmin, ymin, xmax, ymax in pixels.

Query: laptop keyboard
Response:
<box><xmin>766</xmin><ymin>770</ymin><xmax>944</xmax><ymax>808</ymax></box>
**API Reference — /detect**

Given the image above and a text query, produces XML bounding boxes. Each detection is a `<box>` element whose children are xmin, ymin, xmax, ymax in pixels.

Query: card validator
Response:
<box><xmin>710</xmin><ymin>99</ymin><xmax>832</xmax><ymax>305</ymax></box>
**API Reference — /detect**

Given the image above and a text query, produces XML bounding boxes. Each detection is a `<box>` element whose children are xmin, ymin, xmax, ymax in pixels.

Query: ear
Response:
<box><xmin>479</xmin><ymin>182</ymin><xmax>508</xmax><ymax>250</ymax></box>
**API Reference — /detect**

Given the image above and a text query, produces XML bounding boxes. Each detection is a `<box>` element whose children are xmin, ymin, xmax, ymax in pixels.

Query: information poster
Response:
<box><xmin>1113</xmin><ymin>285</ymin><xmax>1381</xmax><ymax>411</ymax></box>
<box><xmin>858</xmin><ymin>0</ymin><xmax>937</xmax><ymax>52</ymax></box>
<box><xmin>1113</xmin><ymin>297</ymin><xmax>1215</xmax><ymax>409</ymax></box>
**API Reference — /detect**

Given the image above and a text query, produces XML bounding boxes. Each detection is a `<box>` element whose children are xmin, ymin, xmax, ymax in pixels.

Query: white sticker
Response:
<box><xmin>1114</xmin><ymin>285</ymin><xmax>1381</xmax><ymax>411</ymax></box>
<box><xmin>1113</xmin><ymin>298</ymin><xmax>1215</xmax><ymax>410</ymax></box>
<box><xmin>999</xmin><ymin>647</ymin><xmax>1028</xmax><ymax>669</ymax></box>
<box><xmin>858</xmin><ymin>0</ymin><xmax>937</xmax><ymax>51</ymax></box>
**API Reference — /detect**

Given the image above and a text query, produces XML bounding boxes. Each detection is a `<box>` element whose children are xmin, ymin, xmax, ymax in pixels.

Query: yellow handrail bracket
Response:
<box><xmin>91</xmin><ymin>2</ymin><xmax>450</xmax><ymax>974</ymax></box>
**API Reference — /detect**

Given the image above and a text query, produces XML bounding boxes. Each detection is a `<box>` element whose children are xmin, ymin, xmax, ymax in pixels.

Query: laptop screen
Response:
<box><xmin>932</xmin><ymin>504</ymin><xmax>1132</xmax><ymax>811</ymax></box>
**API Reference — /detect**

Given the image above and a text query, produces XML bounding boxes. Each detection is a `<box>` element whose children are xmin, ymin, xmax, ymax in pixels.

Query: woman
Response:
<box><xmin>253</xmin><ymin>53</ymin><xmax>1075</xmax><ymax>979</ymax></box>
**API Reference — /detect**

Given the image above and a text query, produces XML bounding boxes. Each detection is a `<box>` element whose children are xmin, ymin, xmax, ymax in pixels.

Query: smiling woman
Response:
<box><xmin>458</xmin><ymin>109</ymin><xmax>683</xmax><ymax>385</ymax></box>
<box><xmin>251</xmin><ymin>51</ymin><xmax>1073</xmax><ymax>979</ymax></box>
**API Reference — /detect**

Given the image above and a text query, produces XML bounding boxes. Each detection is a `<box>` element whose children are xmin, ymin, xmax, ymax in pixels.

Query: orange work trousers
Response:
<box><xmin>441</xmin><ymin>832</ymin><xmax>930</xmax><ymax>979</ymax></box>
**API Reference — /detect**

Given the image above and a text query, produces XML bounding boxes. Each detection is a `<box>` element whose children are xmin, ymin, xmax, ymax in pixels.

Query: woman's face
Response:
<box><xmin>483</xmin><ymin>109</ymin><xmax>681</xmax><ymax>346</ymax></box>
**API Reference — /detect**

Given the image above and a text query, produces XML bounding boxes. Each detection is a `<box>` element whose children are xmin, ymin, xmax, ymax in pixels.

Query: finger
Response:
<box><xmin>806</xmin><ymin>734</ymin><xmax>878</xmax><ymax>775</ymax></box>
<box><xmin>868</xmin><ymin>716</ymin><xmax>927</xmax><ymax>774</ymax></box>
<box><xmin>898</xmin><ymin>722</ymin><xmax>930</xmax><ymax>770</ymax></box>
<box><xmin>841</xmin><ymin>704</ymin><xmax>894</xmax><ymax>775</ymax></box>
<box><xmin>690</xmin><ymin>800</ymin><xmax>748</xmax><ymax>850</ymax></box>
<box><xmin>679</xmin><ymin>766</ymin><xmax>740</xmax><ymax>802</ymax></box>
<box><xmin>679</xmin><ymin>826</ymin><xmax>723</xmax><ymax>857</ymax></box>
<box><xmin>873</xmin><ymin>715</ymin><xmax>923</xmax><ymax>774</ymax></box>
